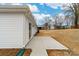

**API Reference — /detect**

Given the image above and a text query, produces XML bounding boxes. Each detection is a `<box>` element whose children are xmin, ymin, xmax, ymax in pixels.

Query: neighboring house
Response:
<box><xmin>37</xmin><ymin>25</ymin><xmax>44</xmax><ymax>30</ymax></box>
<box><xmin>37</xmin><ymin>20</ymin><xmax>55</xmax><ymax>30</ymax></box>
<box><xmin>0</xmin><ymin>5</ymin><xmax>37</xmax><ymax>48</ymax></box>
<box><xmin>37</xmin><ymin>23</ymin><xmax>48</xmax><ymax>30</ymax></box>
<box><xmin>48</xmin><ymin>20</ymin><xmax>55</xmax><ymax>30</ymax></box>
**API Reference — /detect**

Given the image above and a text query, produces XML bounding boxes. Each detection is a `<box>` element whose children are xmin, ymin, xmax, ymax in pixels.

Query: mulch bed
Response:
<box><xmin>0</xmin><ymin>49</ymin><xmax>32</xmax><ymax>56</ymax></box>
<box><xmin>46</xmin><ymin>49</ymin><xmax>71</xmax><ymax>56</ymax></box>
<box><xmin>0</xmin><ymin>49</ymin><xmax>20</xmax><ymax>56</ymax></box>
<box><xmin>23</xmin><ymin>49</ymin><xmax>32</xmax><ymax>56</ymax></box>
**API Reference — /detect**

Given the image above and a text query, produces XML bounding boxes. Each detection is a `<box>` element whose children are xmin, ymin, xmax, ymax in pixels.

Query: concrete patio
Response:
<box><xmin>25</xmin><ymin>36</ymin><xmax>68</xmax><ymax>56</ymax></box>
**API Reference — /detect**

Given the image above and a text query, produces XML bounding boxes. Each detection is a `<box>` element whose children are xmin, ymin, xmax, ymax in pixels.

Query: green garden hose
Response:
<box><xmin>16</xmin><ymin>49</ymin><xmax>25</xmax><ymax>56</ymax></box>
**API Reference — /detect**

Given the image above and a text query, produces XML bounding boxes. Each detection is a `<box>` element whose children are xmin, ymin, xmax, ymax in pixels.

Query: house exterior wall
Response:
<box><xmin>0</xmin><ymin>5</ymin><xmax>37</xmax><ymax>48</ymax></box>
<box><xmin>24</xmin><ymin>11</ymin><xmax>37</xmax><ymax>40</ymax></box>
<box><xmin>0</xmin><ymin>13</ymin><xmax>25</xmax><ymax>48</ymax></box>
<box><xmin>23</xmin><ymin>15</ymin><xmax>29</xmax><ymax>47</ymax></box>
<box><xmin>23</xmin><ymin>14</ymin><xmax>37</xmax><ymax>47</ymax></box>
<box><xmin>31</xmin><ymin>26</ymin><xmax>37</xmax><ymax>39</ymax></box>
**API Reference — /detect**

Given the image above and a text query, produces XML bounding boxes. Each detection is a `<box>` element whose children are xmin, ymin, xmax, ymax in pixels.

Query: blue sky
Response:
<box><xmin>28</xmin><ymin>3</ymin><xmax>62</xmax><ymax>16</ymax></box>
<box><xmin>27</xmin><ymin>3</ymin><xmax>63</xmax><ymax>26</ymax></box>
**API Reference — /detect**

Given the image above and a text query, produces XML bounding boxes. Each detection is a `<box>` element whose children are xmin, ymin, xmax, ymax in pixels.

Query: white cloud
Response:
<box><xmin>46</xmin><ymin>3</ymin><xmax>69</xmax><ymax>10</ymax></box>
<box><xmin>33</xmin><ymin>14</ymin><xmax>45</xmax><ymax>25</ymax></box>
<box><xmin>41</xmin><ymin>14</ymin><xmax>51</xmax><ymax>17</ymax></box>
<box><xmin>33</xmin><ymin>14</ymin><xmax>43</xmax><ymax>20</ymax></box>
<box><xmin>33</xmin><ymin>14</ymin><xmax>51</xmax><ymax>20</ymax></box>
<box><xmin>58</xmin><ymin>13</ymin><xmax>65</xmax><ymax>16</ymax></box>
<box><xmin>46</xmin><ymin>3</ymin><xmax>60</xmax><ymax>9</ymax></box>
<box><xmin>60</xmin><ymin>3</ymin><xmax>73</xmax><ymax>10</ymax></box>
<box><xmin>33</xmin><ymin>13</ymin><xmax>52</xmax><ymax>25</ymax></box>
<box><xmin>27</xmin><ymin>4</ymin><xmax>39</xmax><ymax>12</ymax></box>
<box><xmin>39</xmin><ymin>3</ymin><xmax>44</xmax><ymax>5</ymax></box>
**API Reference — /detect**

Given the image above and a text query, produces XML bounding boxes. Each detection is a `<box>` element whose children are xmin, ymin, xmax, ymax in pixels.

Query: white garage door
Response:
<box><xmin>0</xmin><ymin>13</ymin><xmax>24</xmax><ymax>48</ymax></box>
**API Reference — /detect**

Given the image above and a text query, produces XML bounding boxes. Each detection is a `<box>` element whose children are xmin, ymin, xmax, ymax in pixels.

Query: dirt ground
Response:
<box><xmin>0</xmin><ymin>49</ymin><xmax>19</xmax><ymax>56</ymax></box>
<box><xmin>0</xmin><ymin>49</ymin><xmax>32</xmax><ymax>56</ymax></box>
<box><xmin>37</xmin><ymin>29</ymin><xmax>79</xmax><ymax>56</ymax></box>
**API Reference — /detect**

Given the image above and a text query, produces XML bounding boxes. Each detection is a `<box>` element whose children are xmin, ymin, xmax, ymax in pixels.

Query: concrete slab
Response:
<box><xmin>25</xmin><ymin>36</ymin><xmax>68</xmax><ymax>56</ymax></box>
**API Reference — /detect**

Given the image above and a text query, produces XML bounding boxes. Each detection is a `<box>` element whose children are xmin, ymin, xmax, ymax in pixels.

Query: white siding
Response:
<box><xmin>0</xmin><ymin>13</ymin><xmax>24</xmax><ymax>48</ymax></box>
<box><xmin>31</xmin><ymin>26</ymin><xmax>37</xmax><ymax>39</ymax></box>
<box><xmin>23</xmin><ymin>15</ymin><xmax>29</xmax><ymax>47</ymax></box>
<box><xmin>31</xmin><ymin>27</ymin><xmax>34</xmax><ymax>39</ymax></box>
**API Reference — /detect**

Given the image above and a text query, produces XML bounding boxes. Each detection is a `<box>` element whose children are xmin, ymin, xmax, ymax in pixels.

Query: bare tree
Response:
<box><xmin>44</xmin><ymin>17</ymin><xmax>51</xmax><ymax>30</ymax></box>
<box><xmin>63</xmin><ymin>3</ymin><xmax>79</xmax><ymax>28</ymax></box>
<box><xmin>54</xmin><ymin>14</ymin><xmax>65</xmax><ymax>29</ymax></box>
